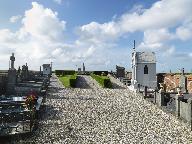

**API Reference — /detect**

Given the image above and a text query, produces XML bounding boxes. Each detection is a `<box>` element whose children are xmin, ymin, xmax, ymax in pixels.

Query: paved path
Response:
<box><xmin>13</xmin><ymin>74</ymin><xmax>192</xmax><ymax>144</ymax></box>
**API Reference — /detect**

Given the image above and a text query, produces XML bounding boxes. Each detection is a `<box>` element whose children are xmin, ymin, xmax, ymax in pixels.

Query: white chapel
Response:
<box><xmin>131</xmin><ymin>43</ymin><xmax>157</xmax><ymax>91</ymax></box>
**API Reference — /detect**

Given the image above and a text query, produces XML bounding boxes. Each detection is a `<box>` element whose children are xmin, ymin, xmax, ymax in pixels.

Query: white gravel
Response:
<box><xmin>14</xmin><ymin>74</ymin><xmax>192</xmax><ymax>144</ymax></box>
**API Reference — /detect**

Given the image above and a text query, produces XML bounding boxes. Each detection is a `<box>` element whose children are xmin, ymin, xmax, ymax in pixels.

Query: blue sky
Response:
<box><xmin>0</xmin><ymin>0</ymin><xmax>191</xmax><ymax>72</ymax></box>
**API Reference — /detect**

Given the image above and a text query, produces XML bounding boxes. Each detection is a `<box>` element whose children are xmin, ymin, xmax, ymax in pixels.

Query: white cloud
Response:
<box><xmin>79</xmin><ymin>0</ymin><xmax>192</xmax><ymax>42</ymax></box>
<box><xmin>0</xmin><ymin>2</ymin><xmax>68</xmax><ymax>69</ymax></box>
<box><xmin>9</xmin><ymin>15</ymin><xmax>22</xmax><ymax>23</ymax></box>
<box><xmin>176</xmin><ymin>21</ymin><xmax>192</xmax><ymax>41</ymax></box>
<box><xmin>22</xmin><ymin>2</ymin><xmax>66</xmax><ymax>42</ymax></box>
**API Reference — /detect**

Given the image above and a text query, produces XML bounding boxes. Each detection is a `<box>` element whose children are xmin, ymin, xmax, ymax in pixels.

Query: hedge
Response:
<box><xmin>55</xmin><ymin>70</ymin><xmax>76</xmax><ymax>76</ymax></box>
<box><xmin>91</xmin><ymin>74</ymin><xmax>112</xmax><ymax>88</ymax></box>
<box><xmin>93</xmin><ymin>71</ymin><xmax>108</xmax><ymax>76</ymax></box>
<box><xmin>58</xmin><ymin>74</ymin><xmax>77</xmax><ymax>88</ymax></box>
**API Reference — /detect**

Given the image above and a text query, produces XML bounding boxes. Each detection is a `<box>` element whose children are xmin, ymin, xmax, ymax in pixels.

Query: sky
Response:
<box><xmin>0</xmin><ymin>0</ymin><xmax>191</xmax><ymax>72</ymax></box>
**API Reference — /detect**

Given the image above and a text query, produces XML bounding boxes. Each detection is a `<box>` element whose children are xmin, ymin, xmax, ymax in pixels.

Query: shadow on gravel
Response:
<box><xmin>75</xmin><ymin>76</ymin><xmax>92</xmax><ymax>89</ymax></box>
<box><xmin>111</xmin><ymin>82</ymin><xmax>126</xmax><ymax>89</ymax></box>
<box><xmin>39</xmin><ymin>105</ymin><xmax>62</xmax><ymax>121</ymax></box>
<box><xmin>0</xmin><ymin>132</ymin><xmax>35</xmax><ymax>144</ymax></box>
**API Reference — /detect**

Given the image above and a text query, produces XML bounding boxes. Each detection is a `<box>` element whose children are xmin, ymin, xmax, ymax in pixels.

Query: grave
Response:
<box><xmin>43</xmin><ymin>64</ymin><xmax>51</xmax><ymax>76</ymax></box>
<box><xmin>6</xmin><ymin>53</ymin><xmax>17</xmax><ymax>95</ymax></box>
<box><xmin>179</xmin><ymin>68</ymin><xmax>188</xmax><ymax>93</ymax></box>
<box><xmin>0</xmin><ymin>53</ymin><xmax>51</xmax><ymax>136</ymax></box>
<box><xmin>116</xmin><ymin>65</ymin><xmax>125</xmax><ymax>78</ymax></box>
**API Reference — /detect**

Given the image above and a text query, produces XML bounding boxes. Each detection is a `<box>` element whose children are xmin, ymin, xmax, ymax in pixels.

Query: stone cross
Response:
<box><xmin>10</xmin><ymin>53</ymin><xmax>15</xmax><ymax>69</ymax></box>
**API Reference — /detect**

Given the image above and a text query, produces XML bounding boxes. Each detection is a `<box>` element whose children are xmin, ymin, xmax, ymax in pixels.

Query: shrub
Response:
<box><xmin>91</xmin><ymin>74</ymin><xmax>112</xmax><ymax>88</ymax></box>
<box><xmin>93</xmin><ymin>71</ymin><xmax>108</xmax><ymax>76</ymax></box>
<box><xmin>55</xmin><ymin>70</ymin><xmax>76</xmax><ymax>76</ymax></box>
<box><xmin>58</xmin><ymin>74</ymin><xmax>77</xmax><ymax>88</ymax></box>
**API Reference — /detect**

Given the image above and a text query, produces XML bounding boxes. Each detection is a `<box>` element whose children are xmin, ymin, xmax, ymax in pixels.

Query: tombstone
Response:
<box><xmin>176</xmin><ymin>94</ymin><xmax>192</xmax><ymax>123</ymax></box>
<box><xmin>179</xmin><ymin>68</ymin><xmax>187</xmax><ymax>93</ymax></box>
<box><xmin>131</xmin><ymin>40</ymin><xmax>157</xmax><ymax>91</ymax></box>
<box><xmin>42</xmin><ymin>64</ymin><xmax>51</xmax><ymax>76</ymax></box>
<box><xmin>21</xmin><ymin>63</ymin><xmax>29</xmax><ymax>81</ymax></box>
<box><xmin>6</xmin><ymin>53</ymin><xmax>17</xmax><ymax>95</ymax></box>
<box><xmin>116</xmin><ymin>65</ymin><xmax>125</xmax><ymax>78</ymax></box>
<box><xmin>78</xmin><ymin>68</ymin><xmax>81</xmax><ymax>74</ymax></box>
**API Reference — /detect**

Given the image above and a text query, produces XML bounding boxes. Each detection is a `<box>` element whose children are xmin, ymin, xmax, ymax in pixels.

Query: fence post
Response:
<box><xmin>178</xmin><ymin>97</ymin><xmax>180</xmax><ymax>117</ymax></box>
<box><xmin>191</xmin><ymin>100</ymin><xmax>192</xmax><ymax>131</ymax></box>
<box><xmin>144</xmin><ymin>86</ymin><xmax>147</xmax><ymax>98</ymax></box>
<box><xmin>138</xmin><ymin>84</ymin><xmax>140</xmax><ymax>92</ymax></box>
<box><xmin>154</xmin><ymin>88</ymin><xmax>157</xmax><ymax>104</ymax></box>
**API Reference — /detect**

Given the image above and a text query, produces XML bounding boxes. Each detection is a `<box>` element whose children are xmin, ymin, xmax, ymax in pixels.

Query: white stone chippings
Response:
<box><xmin>14</xmin><ymin>74</ymin><xmax>192</xmax><ymax>143</ymax></box>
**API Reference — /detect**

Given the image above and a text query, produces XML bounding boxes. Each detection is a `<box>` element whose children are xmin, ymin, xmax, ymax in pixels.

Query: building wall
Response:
<box><xmin>163</xmin><ymin>74</ymin><xmax>192</xmax><ymax>93</ymax></box>
<box><xmin>43</xmin><ymin>67</ymin><xmax>51</xmax><ymax>75</ymax></box>
<box><xmin>136</xmin><ymin>63</ymin><xmax>157</xmax><ymax>89</ymax></box>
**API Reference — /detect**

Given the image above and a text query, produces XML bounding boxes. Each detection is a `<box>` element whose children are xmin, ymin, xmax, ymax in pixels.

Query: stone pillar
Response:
<box><xmin>10</xmin><ymin>53</ymin><xmax>15</xmax><ymax>69</ymax></box>
<box><xmin>156</xmin><ymin>91</ymin><xmax>165</xmax><ymax>107</ymax></box>
<box><xmin>7</xmin><ymin>53</ymin><xmax>16</xmax><ymax>95</ymax></box>
<box><xmin>144</xmin><ymin>86</ymin><xmax>148</xmax><ymax>97</ymax></box>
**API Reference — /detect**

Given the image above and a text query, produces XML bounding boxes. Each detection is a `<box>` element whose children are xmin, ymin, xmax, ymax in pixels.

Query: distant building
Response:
<box><xmin>116</xmin><ymin>65</ymin><xmax>125</xmax><ymax>78</ymax></box>
<box><xmin>131</xmin><ymin>49</ymin><xmax>157</xmax><ymax>90</ymax></box>
<box><xmin>43</xmin><ymin>64</ymin><xmax>51</xmax><ymax>76</ymax></box>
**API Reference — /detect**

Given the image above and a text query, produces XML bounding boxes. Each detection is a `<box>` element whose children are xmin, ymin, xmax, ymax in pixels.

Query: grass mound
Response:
<box><xmin>58</xmin><ymin>74</ymin><xmax>77</xmax><ymax>88</ymax></box>
<box><xmin>91</xmin><ymin>73</ymin><xmax>112</xmax><ymax>88</ymax></box>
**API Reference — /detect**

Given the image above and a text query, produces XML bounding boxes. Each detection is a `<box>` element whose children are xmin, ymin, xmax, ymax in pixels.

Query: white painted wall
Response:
<box><xmin>43</xmin><ymin>66</ymin><xmax>51</xmax><ymax>75</ymax></box>
<box><xmin>131</xmin><ymin>51</ymin><xmax>157</xmax><ymax>90</ymax></box>
<box><xmin>136</xmin><ymin>63</ymin><xmax>157</xmax><ymax>89</ymax></box>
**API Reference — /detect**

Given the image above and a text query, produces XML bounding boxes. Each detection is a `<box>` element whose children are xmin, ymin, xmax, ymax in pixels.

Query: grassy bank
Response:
<box><xmin>58</xmin><ymin>74</ymin><xmax>77</xmax><ymax>88</ymax></box>
<box><xmin>91</xmin><ymin>73</ymin><xmax>112</xmax><ymax>88</ymax></box>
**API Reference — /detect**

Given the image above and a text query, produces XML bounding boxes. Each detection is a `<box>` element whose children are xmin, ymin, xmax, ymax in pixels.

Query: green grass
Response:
<box><xmin>91</xmin><ymin>73</ymin><xmax>112</xmax><ymax>88</ymax></box>
<box><xmin>58</xmin><ymin>74</ymin><xmax>77</xmax><ymax>88</ymax></box>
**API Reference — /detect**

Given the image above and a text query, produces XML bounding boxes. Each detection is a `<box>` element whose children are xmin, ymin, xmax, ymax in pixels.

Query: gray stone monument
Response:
<box><xmin>21</xmin><ymin>63</ymin><xmax>29</xmax><ymax>81</ymax></box>
<box><xmin>7</xmin><ymin>53</ymin><xmax>17</xmax><ymax>95</ymax></box>
<box><xmin>116</xmin><ymin>65</ymin><xmax>125</xmax><ymax>78</ymax></box>
<box><xmin>179</xmin><ymin>68</ymin><xmax>187</xmax><ymax>93</ymax></box>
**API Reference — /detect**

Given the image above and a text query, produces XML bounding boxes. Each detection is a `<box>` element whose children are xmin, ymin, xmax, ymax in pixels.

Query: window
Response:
<box><xmin>144</xmin><ymin>65</ymin><xmax>148</xmax><ymax>74</ymax></box>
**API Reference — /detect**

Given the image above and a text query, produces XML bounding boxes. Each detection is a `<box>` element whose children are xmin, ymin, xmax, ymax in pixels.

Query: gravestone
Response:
<box><xmin>42</xmin><ymin>64</ymin><xmax>51</xmax><ymax>76</ymax></box>
<box><xmin>21</xmin><ymin>63</ymin><xmax>29</xmax><ymax>81</ymax></box>
<box><xmin>78</xmin><ymin>68</ymin><xmax>81</xmax><ymax>74</ymax></box>
<box><xmin>6</xmin><ymin>53</ymin><xmax>16</xmax><ymax>95</ymax></box>
<box><xmin>116</xmin><ymin>65</ymin><xmax>125</xmax><ymax>78</ymax></box>
<box><xmin>179</xmin><ymin>68</ymin><xmax>187</xmax><ymax>93</ymax></box>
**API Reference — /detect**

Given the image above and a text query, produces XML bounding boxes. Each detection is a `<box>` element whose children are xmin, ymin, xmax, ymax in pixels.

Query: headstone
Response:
<box><xmin>78</xmin><ymin>68</ymin><xmax>81</xmax><ymax>74</ymax></box>
<box><xmin>7</xmin><ymin>53</ymin><xmax>16</xmax><ymax>95</ymax></box>
<box><xmin>42</xmin><ymin>64</ymin><xmax>51</xmax><ymax>76</ymax></box>
<box><xmin>116</xmin><ymin>65</ymin><xmax>125</xmax><ymax>78</ymax></box>
<box><xmin>179</xmin><ymin>68</ymin><xmax>187</xmax><ymax>93</ymax></box>
<box><xmin>21</xmin><ymin>63</ymin><xmax>29</xmax><ymax>81</ymax></box>
<box><xmin>10</xmin><ymin>53</ymin><xmax>15</xmax><ymax>69</ymax></box>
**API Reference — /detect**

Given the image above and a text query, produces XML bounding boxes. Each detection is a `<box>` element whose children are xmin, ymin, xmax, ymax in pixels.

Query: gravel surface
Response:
<box><xmin>13</xmin><ymin>74</ymin><xmax>192</xmax><ymax>144</ymax></box>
